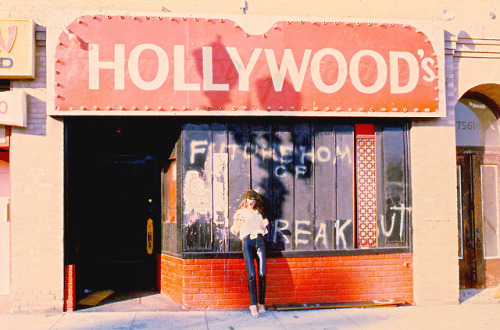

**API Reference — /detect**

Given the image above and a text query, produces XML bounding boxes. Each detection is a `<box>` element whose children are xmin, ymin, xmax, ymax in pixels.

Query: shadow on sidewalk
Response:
<box><xmin>77</xmin><ymin>290</ymin><xmax>183</xmax><ymax>312</ymax></box>
<box><xmin>459</xmin><ymin>288</ymin><xmax>500</xmax><ymax>304</ymax></box>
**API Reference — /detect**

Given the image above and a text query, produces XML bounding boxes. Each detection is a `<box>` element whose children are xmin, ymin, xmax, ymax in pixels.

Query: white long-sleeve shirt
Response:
<box><xmin>234</xmin><ymin>208</ymin><xmax>268</xmax><ymax>240</ymax></box>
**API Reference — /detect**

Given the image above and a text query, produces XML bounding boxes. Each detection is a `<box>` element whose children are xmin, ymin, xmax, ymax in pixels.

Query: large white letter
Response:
<box><xmin>295</xmin><ymin>220</ymin><xmax>311</xmax><ymax>245</ymax></box>
<box><xmin>350</xmin><ymin>50</ymin><xmax>387</xmax><ymax>94</ymax></box>
<box><xmin>265</xmin><ymin>49</ymin><xmax>312</xmax><ymax>92</ymax></box>
<box><xmin>128</xmin><ymin>44</ymin><xmax>169</xmax><ymax>91</ymax></box>
<box><xmin>335</xmin><ymin>219</ymin><xmax>352</xmax><ymax>249</ymax></box>
<box><xmin>190</xmin><ymin>140</ymin><xmax>208</xmax><ymax>164</ymax></box>
<box><xmin>310</xmin><ymin>48</ymin><xmax>348</xmax><ymax>93</ymax></box>
<box><xmin>227</xmin><ymin>47</ymin><xmax>262</xmax><ymax>91</ymax></box>
<box><xmin>390</xmin><ymin>51</ymin><xmax>419</xmax><ymax>94</ymax></box>
<box><xmin>203</xmin><ymin>46</ymin><xmax>229</xmax><ymax>91</ymax></box>
<box><xmin>273</xmin><ymin>219</ymin><xmax>290</xmax><ymax>244</ymax></box>
<box><xmin>174</xmin><ymin>45</ymin><xmax>200</xmax><ymax>91</ymax></box>
<box><xmin>89</xmin><ymin>44</ymin><xmax>125</xmax><ymax>90</ymax></box>
<box><xmin>422</xmin><ymin>57</ymin><xmax>436</xmax><ymax>82</ymax></box>
<box><xmin>316</xmin><ymin>146</ymin><xmax>331</xmax><ymax>163</ymax></box>
<box><xmin>315</xmin><ymin>223</ymin><xmax>328</xmax><ymax>248</ymax></box>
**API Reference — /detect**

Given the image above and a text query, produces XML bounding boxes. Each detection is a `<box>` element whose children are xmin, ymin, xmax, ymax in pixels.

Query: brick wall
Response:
<box><xmin>160</xmin><ymin>253</ymin><xmax>413</xmax><ymax>309</ymax></box>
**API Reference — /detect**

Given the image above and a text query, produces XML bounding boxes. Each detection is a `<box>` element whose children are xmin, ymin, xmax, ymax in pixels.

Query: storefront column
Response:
<box><xmin>9</xmin><ymin>116</ymin><xmax>65</xmax><ymax>312</ymax></box>
<box><xmin>411</xmin><ymin>123</ymin><xmax>460</xmax><ymax>305</ymax></box>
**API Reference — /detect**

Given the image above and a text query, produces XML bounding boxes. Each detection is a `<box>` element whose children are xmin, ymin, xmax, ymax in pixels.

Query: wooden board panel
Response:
<box><xmin>270</xmin><ymin>125</ymin><xmax>294</xmax><ymax>251</ymax></box>
<box><xmin>314</xmin><ymin>124</ymin><xmax>336</xmax><ymax>250</ymax></box>
<box><xmin>228</xmin><ymin>124</ymin><xmax>250</xmax><ymax>252</ymax></box>
<box><xmin>294</xmin><ymin>123</ymin><xmax>313</xmax><ymax>251</ymax></box>
<box><xmin>182</xmin><ymin>123</ymin><xmax>213</xmax><ymax>251</ymax></box>
<box><xmin>335</xmin><ymin>125</ymin><xmax>354</xmax><ymax>250</ymax></box>
<box><xmin>213</xmin><ymin>123</ymin><xmax>228</xmax><ymax>252</ymax></box>
<box><xmin>250</xmin><ymin>125</ymin><xmax>273</xmax><ymax>198</ymax></box>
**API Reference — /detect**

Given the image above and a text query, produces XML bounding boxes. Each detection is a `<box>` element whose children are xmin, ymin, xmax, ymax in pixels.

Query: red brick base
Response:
<box><xmin>160</xmin><ymin>253</ymin><xmax>413</xmax><ymax>309</ymax></box>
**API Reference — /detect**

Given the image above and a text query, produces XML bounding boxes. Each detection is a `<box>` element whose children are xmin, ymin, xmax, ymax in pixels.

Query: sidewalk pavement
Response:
<box><xmin>1</xmin><ymin>289</ymin><xmax>499</xmax><ymax>330</ymax></box>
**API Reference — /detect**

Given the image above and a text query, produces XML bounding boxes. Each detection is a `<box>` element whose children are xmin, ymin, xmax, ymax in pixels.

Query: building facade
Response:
<box><xmin>0</xmin><ymin>0</ymin><xmax>499</xmax><ymax>313</ymax></box>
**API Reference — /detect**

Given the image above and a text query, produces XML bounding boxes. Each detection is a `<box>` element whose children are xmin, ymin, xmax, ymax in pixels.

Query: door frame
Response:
<box><xmin>457</xmin><ymin>147</ymin><xmax>486</xmax><ymax>288</ymax></box>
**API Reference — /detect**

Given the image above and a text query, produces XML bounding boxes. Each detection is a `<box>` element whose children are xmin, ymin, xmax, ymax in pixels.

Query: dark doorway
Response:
<box><xmin>65</xmin><ymin>117</ymin><xmax>179</xmax><ymax>301</ymax></box>
<box><xmin>75</xmin><ymin>154</ymin><xmax>159</xmax><ymax>291</ymax></box>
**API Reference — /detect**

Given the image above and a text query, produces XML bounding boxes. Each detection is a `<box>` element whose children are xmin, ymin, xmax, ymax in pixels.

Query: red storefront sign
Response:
<box><xmin>52</xmin><ymin>15</ymin><xmax>443</xmax><ymax>117</ymax></box>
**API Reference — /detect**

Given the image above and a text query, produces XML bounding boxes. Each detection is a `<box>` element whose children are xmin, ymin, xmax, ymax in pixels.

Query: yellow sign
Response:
<box><xmin>146</xmin><ymin>219</ymin><xmax>153</xmax><ymax>255</ymax></box>
<box><xmin>0</xmin><ymin>19</ymin><xmax>35</xmax><ymax>79</ymax></box>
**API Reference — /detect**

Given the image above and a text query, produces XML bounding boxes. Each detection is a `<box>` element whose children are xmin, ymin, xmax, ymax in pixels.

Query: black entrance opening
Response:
<box><xmin>76</xmin><ymin>154</ymin><xmax>158</xmax><ymax>291</ymax></box>
<box><xmin>65</xmin><ymin>117</ymin><xmax>179</xmax><ymax>302</ymax></box>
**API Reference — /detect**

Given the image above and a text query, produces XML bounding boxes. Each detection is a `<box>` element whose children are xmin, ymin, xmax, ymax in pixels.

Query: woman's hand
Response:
<box><xmin>263</xmin><ymin>218</ymin><xmax>269</xmax><ymax>228</ymax></box>
<box><xmin>231</xmin><ymin>217</ymin><xmax>242</xmax><ymax>235</ymax></box>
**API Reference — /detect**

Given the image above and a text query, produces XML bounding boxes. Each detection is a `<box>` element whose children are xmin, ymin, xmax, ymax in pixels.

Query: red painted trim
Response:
<box><xmin>355</xmin><ymin>123</ymin><xmax>375</xmax><ymax>136</ymax></box>
<box><xmin>0</xmin><ymin>151</ymin><xmax>8</xmax><ymax>162</ymax></box>
<box><xmin>64</xmin><ymin>265</ymin><xmax>76</xmax><ymax>312</ymax></box>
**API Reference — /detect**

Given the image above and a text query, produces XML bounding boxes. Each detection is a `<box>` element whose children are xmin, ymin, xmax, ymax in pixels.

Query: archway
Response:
<box><xmin>456</xmin><ymin>83</ymin><xmax>500</xmax><ymax>288</ymax></box>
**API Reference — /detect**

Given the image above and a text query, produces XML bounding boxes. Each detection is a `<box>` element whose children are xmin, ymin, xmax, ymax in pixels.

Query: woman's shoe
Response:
<box><xmin>258</xmin><ymin>304</ymin><xmax>266</xmax><ymax>314</ymax></box>
<box><xmin>249</xmin><ymin>305</ymin><xmax>259</xmax><ymax>317</ymax></box>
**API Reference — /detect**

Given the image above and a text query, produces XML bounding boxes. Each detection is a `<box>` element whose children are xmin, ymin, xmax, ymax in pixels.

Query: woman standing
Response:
<box><xmin>230</xmin><ymin>190</ymin><xmax>269</xmax><ymax>317</ymax></box>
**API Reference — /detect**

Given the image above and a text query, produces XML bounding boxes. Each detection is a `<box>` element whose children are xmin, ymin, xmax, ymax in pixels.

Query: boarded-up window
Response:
<box><xmin>181</xmin><ymin>121</ymin><xmax>410</xmax><ymax>253</ymax></box>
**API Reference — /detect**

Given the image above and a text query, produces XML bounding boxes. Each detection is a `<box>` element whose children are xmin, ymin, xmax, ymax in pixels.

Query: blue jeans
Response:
<box><xmin>242</xmin><ymin>235</ymin><xmax>266</xmax><ymax>305</ymax></box>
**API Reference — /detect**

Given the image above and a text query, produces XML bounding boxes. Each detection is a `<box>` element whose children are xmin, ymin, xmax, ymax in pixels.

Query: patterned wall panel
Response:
<box><xmin>356</xmin><ymin>136</ymin><xmax>377</xmax><ymax>247</ymax></box>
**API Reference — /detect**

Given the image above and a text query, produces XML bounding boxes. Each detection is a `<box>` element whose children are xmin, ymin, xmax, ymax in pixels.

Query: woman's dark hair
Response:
<box><xmin>237</xmin><ymin>189</ymin><xmax>266</xmax><ymax>217</ymax></box>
